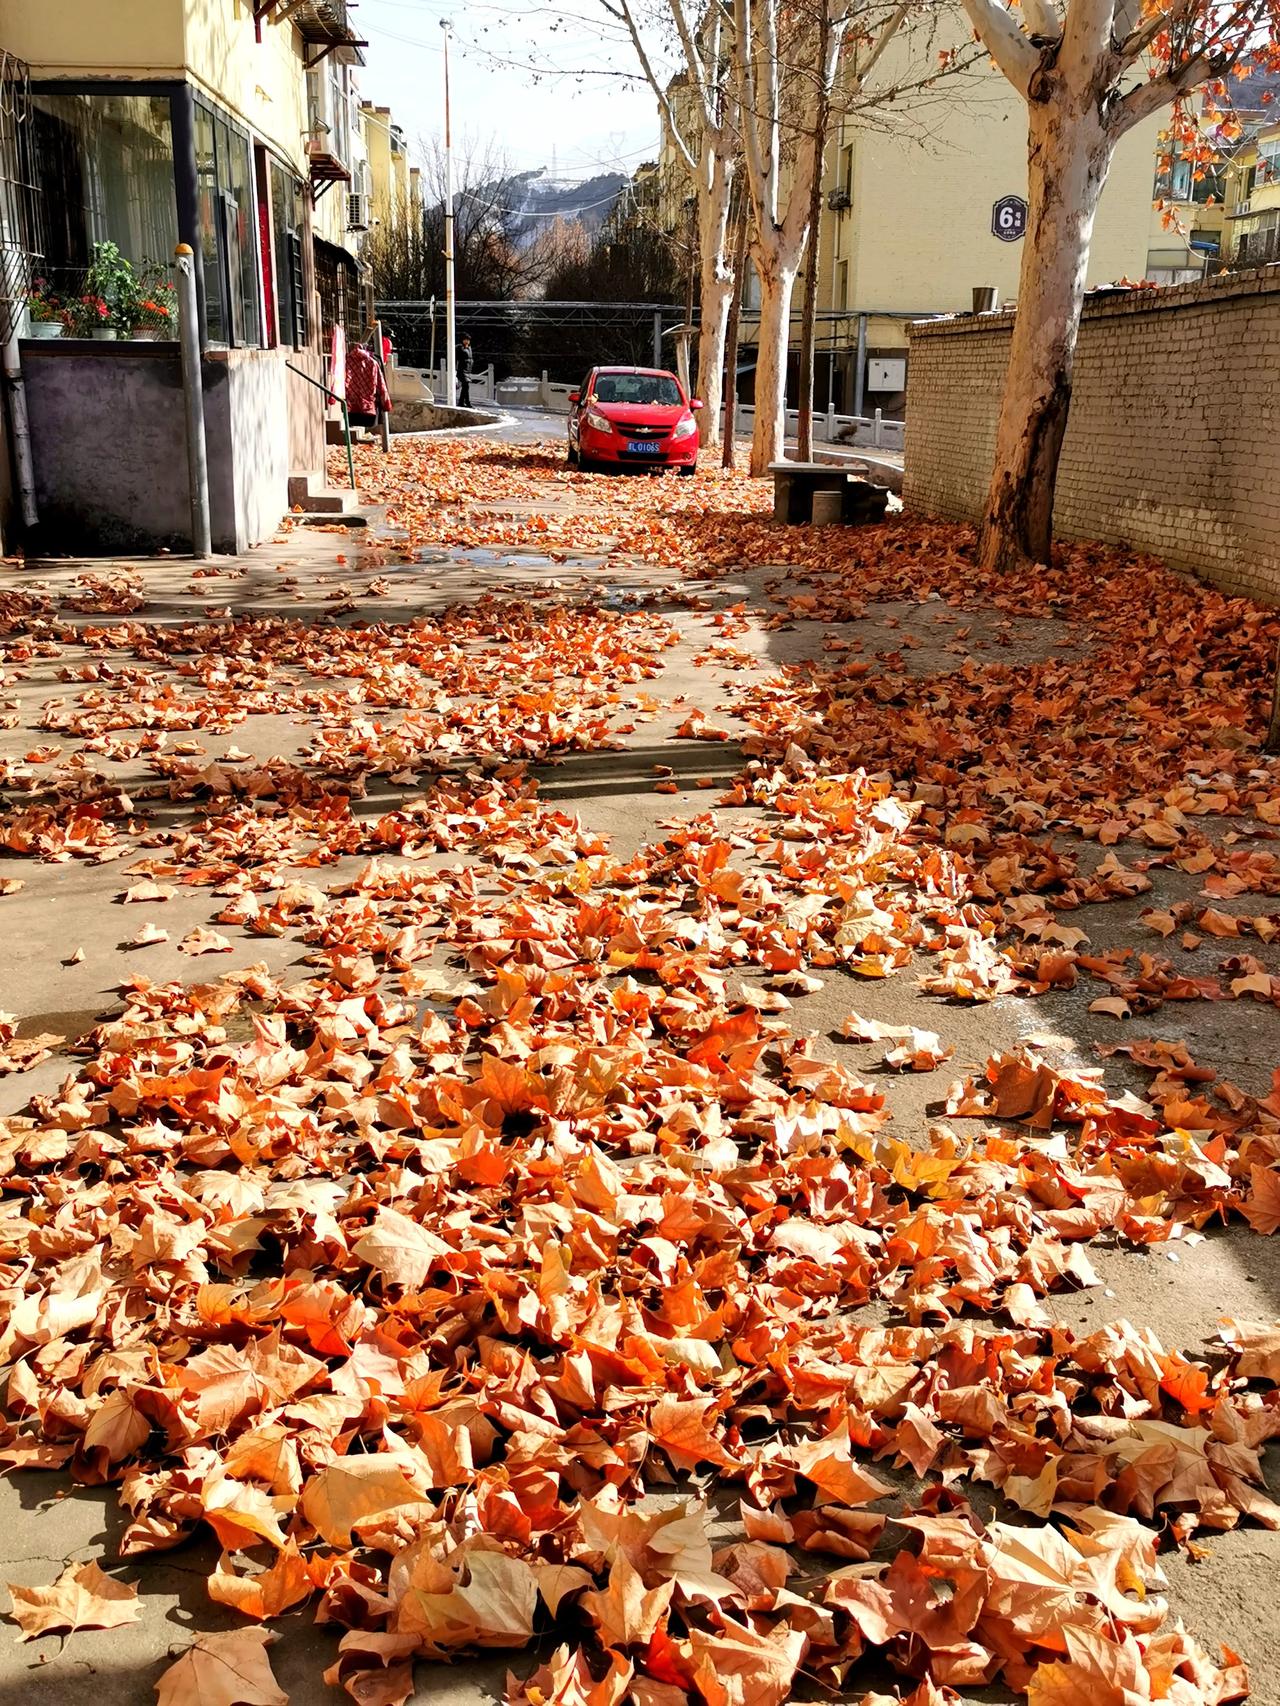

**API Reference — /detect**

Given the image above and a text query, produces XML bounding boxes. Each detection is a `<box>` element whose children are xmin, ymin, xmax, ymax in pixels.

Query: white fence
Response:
<box><xmin>405</xmin><ymin>365</ymin><xmax>905</xmax><ymax>452</ymax></box>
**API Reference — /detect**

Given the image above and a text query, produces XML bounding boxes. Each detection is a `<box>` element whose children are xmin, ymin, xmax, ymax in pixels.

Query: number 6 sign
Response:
<box><xmin>992</xmin><ymin>195</ymin><xmax>1028</xmax><ymax>241</ymax></box>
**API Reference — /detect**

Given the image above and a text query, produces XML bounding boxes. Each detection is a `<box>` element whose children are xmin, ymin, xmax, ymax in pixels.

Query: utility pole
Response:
<box><xmin>440</xmin><ymin>19</ymin><xmax>457</xmax><ymax>408</ymax></box>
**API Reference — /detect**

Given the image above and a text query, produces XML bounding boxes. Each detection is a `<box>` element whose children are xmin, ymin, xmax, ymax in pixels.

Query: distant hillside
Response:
<box><xmin>508</xmin><ymin>169</ymin><xmax>627</xmax><ymax>235</ymax></box>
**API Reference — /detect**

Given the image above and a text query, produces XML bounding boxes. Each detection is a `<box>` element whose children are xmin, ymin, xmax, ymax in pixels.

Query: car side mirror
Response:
<box><xmin>690</xmin><ymin>398</ymin><xmax>704</xmax><ymax>410</ymax></box>
<box><xmin>568</xmin><ymin>390</ymin><xmax>581</xmax><ymax>404</ymax></box>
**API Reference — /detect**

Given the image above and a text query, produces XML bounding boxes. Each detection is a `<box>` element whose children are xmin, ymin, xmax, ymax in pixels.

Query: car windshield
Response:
<box><xmin>592</xmin><ymin>374</ymin><xmax>682</xmax><ymax>407</ymax></box>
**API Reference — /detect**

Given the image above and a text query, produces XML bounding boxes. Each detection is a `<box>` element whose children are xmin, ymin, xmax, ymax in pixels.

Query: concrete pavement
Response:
<box><xmin>0</xmin><ymin>435</ymin><xmax>1276</xmax><ymax>1703</ymax></box>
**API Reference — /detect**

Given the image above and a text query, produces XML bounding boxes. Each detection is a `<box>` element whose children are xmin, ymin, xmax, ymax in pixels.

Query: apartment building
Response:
<box><xmin>0</xmin><ymin>0</ymin><xmax>410</xmax><ymax>552</ymax></box>
<box><xmin>1221</xmin><ymin>121</ymin><xmax>1280</xmax><ymax>267</ymax></box>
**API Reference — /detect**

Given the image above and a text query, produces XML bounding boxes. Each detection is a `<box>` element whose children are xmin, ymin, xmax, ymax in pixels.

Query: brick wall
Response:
<box><xmin>903</xmin><ymin>267</ymin><xmax>1280</xmax><ymax>603</ymax></box>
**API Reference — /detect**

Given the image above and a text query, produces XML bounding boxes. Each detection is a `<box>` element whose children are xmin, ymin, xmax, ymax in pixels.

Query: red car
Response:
<box><xmin>567</xmin><ymin>366</ymin><xmax>701</xmax><ymax>475</ymax></box>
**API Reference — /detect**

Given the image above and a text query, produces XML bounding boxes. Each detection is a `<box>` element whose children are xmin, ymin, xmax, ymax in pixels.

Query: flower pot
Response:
<box><xmin>131</xmin><ymin>329</ymin><xmax>161</xmax><ymax>341</ymax></box>
<box><xmin>89</xmin><ymin>327</ymin><xmax>118</xmax><ymax>341</ymax></box>
<box><xmin>27</xmin><ymin>321</ymin><xmax>63</xmax><ymax>339</ymax></box>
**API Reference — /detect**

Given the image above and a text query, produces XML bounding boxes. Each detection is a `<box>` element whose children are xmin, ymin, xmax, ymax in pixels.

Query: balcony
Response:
<box><xmin>256</xmin><ymin>0</ymin><xmax>367</xmax><ymax>68</ymax></box>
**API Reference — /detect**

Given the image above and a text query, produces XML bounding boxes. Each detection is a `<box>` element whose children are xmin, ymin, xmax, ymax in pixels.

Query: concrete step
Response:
<box><xmin>288</xmin><ymin>474</ymin><xmax>360</xmax><ymax>515</ymax></box>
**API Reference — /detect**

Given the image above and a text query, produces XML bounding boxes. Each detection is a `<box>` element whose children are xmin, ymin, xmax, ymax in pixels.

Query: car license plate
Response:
<box><xmin>627</xmin><ymin>440</ymin><xmax>661</xmax><ymax>454</ymax></box>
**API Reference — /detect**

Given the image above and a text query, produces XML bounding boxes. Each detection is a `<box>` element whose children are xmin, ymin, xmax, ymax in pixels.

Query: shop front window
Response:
<box><xmin>195</xmin><ymin>98</ymin><xmax>262</xmax><ymax>347</ymax></box>
<box><xmin>33</xmin><ymin>93</ymin><xmax>178</xmax><ymax>289</ymax></box>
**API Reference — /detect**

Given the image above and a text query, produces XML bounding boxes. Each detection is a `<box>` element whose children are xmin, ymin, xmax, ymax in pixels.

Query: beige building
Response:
<box><xmin>653</xmin><ymin>33</ymin><xmax>1166</xmax><ymax>417</ymax></box>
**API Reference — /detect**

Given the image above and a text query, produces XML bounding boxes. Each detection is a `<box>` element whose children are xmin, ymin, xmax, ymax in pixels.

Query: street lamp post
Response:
<box><xmin>441</xmin><ymin>19</ymin><xmax>457</xmax><ymax>408</ymax></box>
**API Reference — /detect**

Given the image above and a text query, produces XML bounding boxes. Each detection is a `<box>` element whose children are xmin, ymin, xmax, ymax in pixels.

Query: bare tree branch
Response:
<box><xmin>957</xmin><ymin>0</ymin><xmax>1039</xmax><ymax>94</ymax></box>
<box><xmin>607</xmin><ymin>0</ymin><xmax>698</xmax><ymax>172</ymax></box>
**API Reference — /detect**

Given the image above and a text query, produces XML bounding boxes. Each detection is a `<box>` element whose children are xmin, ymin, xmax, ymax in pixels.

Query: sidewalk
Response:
<box><xmin>0</xmin><ymin>436</ymin><xmax>1277</xmax><ymax>1704</ymax></box>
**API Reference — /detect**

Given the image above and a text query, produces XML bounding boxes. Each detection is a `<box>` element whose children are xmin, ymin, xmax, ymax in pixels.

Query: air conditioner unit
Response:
<box><xmin>347</xmin><ymin>192</ymin><xmax>369</xmax><ymax>231</ymax></box>
<box><xmin>826</xmin><ymin>188</ymin><xmax>851</xmax><ymax>212</ymax></box>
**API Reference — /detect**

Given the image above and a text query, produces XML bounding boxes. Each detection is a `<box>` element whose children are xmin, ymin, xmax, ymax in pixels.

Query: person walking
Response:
<box><xmin>458</xmin><ymin>333</ymin><xmax>474</xmax><ymax>408</ymax></box>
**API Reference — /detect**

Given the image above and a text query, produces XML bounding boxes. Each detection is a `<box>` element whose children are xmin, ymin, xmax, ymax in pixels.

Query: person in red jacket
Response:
<box><xmin>346</xmin><ymin>343</ymin><xmax>391</xmax><ymax>428</ymax></box>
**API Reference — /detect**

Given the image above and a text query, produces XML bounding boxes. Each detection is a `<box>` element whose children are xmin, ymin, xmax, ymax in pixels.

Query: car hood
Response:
<box><xmin>590</xmin><ymin>401</ymin><xmax>688</xmax><ymax>426</ymax></box>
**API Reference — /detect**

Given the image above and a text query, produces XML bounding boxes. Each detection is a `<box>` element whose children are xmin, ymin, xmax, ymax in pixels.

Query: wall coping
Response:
<box><xmin>906</xmin><ymin>261</ymin><xmax>1280</xmax><ymax>339</ymax></box>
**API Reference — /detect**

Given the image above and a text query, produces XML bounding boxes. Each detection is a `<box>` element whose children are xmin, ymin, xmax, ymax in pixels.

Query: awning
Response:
<box><xmin>314</xmin><ymin>234</ymin><xmax>365</xmax><ymax>274</ymax></box>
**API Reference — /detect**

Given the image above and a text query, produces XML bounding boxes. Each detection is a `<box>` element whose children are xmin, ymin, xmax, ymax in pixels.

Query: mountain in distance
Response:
<box><xmin>507</xmin><ymin>167</ymin><xmax>627</xmax><ymax>235</ymax></box>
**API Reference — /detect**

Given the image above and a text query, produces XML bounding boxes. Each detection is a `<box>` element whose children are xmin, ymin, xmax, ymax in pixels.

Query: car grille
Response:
<box><xmin>619</xmin><ymin>424</ymin><xmax>668</xmax><ymax>439</ymax></box>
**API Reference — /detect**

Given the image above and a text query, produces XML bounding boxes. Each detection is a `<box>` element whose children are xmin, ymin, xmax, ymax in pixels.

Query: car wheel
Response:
<box><xmin>567</xmin><ymin>443</ymin><xmax>578</xmax><ymax>467</ymax></box>
<box><xmin>679</xmin><ymin>464</ymin><xmax>697</xmax><ymax>478</ymax></box>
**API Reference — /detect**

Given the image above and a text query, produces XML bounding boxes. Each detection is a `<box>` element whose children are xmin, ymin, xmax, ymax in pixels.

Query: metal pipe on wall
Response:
<box><xmin>174</xmin><ymin>244</ymin><xmax>211</xmax><ymax>559</ymax></box>
<box><xmin>1</xmin><ymin>323</ymin><xmax>38</xmax><ymax>532</ymax></box>
<box><xmin>852</xmin><ymin>312</ymin><xmax>867</xmax><ymax>421</ymax></box>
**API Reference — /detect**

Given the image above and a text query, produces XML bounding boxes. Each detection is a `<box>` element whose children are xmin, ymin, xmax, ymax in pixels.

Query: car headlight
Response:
<box><xmin>672</xmin><ymin>416</ymin><xmax>698</xmax><ymax>439</ymax></box>
<box><xmin>585</xmin><ymin>410</ymin><xmax>612</xmax><ymax>434</ymax></box>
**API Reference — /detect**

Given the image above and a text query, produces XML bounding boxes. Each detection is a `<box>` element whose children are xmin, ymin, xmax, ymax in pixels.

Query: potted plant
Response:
<box><xmin>25</xmin><ymin>280</ymin><xmax>63</xmax><ymax>339</ymax></box>
<box><xmin>61</xmin><ymin>293</ymin><xmax>115</xmax><ymax>339</ymax></box>
<box><xmin>83</xmin><ymin>241</ymin><xmax>141</xmax><ymax>337</ymax></box>
<box><xmin>131</xmin><ymin>271</ymin><xmax>177</xmax><ymax>340</ymax></box>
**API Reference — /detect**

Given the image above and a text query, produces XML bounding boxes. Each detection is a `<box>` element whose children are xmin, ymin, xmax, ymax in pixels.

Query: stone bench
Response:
<box><xmin>768</xmin><ymin>461</ymin><xmax>891</xmax><ymax>526</ymax></box>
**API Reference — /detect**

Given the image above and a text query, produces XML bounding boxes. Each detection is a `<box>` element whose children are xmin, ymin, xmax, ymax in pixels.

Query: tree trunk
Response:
<box><xmin>722</xmin><ymin>215</ymin><xmax>749</xmax><ymax>471</ymax></box>
<box><xmin>696</xmin><ymin>149</ymin><xmax>734</xmax><ymax>449</ymax></box>
<box><xmin>977</xmin><ymin>94</ymin><xmax>1113</xmax><ymax>572</ymax></box>
<box><xmin>797</xmin><ymin>7</ymin><xmax>830</xmax><ymax>464</ymax></box>
<box><xmin>796</xmin><ymin>210</ymin><xmax>824</xmax><ymax>462</ymax></box>
<box><xmin>749</xmin><ymin>253</ymin><xmax>797</xmax><ymax>476</ymax></box>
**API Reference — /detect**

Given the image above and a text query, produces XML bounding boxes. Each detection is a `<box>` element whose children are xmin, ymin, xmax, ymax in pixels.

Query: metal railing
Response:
<box><xmin>285</xmin><ymin>360</ymin><xmax>355</xmax><ymax>489</ymax></box>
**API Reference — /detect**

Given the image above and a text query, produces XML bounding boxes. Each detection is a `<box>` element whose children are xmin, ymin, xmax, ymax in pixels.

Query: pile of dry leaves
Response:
<box><xmin>0</xmin><ymin>440</ymin><xmax>1276</xmax><ymax>1704</ymax></box>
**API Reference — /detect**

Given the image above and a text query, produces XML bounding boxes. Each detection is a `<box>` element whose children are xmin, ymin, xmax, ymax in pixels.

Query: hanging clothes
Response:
<box><xmin>345</xmin><ymin>345</ymin><xmax>390</xmax><ymax>428</ymax></box>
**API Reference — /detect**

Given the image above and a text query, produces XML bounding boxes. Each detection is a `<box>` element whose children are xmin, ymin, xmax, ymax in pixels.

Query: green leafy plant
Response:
<box><xmin>83</xmin><ymin>241</ymin><xmax>141</xmax><ymax>332</ymax></box>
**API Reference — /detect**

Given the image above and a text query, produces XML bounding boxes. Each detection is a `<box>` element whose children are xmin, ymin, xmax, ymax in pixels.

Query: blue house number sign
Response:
<box><xmin>992</xmin><ymin>195</ymin><xmax>1028</xmax><ymax>241</ymax></box>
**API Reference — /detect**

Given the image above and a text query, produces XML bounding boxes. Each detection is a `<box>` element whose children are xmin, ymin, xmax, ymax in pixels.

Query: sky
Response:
<box><xmin>354</xmin><ymin>0</ymin><xmax>664</xmax><ymax>180</ymax></box>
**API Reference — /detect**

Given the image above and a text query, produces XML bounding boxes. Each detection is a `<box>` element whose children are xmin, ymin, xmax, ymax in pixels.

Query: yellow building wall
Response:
<box><xmin>363</xmin><ymin>105</ymin><xmax>394</xmax><ymax>223</ymax></box>
<box><xmin>9</xmin><ymin>0</ymin><xmax>308</xmax><ymax>178</ymax></box>
<box><xmin>841</xmin><ymin>90</ymin><xmax>1163</xmax><ymax>349</ymax></box>
<box><xmin>3</xmin><ymin>0</ymin><xmax>185</xmax><ymax>77</ymax></box>
<box><xmin>183</xmin><ymin>0</ymin><xmax>309</xmax><ymax>176</ymax></box>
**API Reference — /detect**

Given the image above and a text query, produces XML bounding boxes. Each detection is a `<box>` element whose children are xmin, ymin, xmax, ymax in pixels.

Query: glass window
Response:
<box><xmin>270</xmin><ymin>160</ymin><xmax>308</xmax><ymax>350</ymax></box>
<box><xmin>593</xmin><ymin>373</ymin><xmax>682</xmax><ymax>406</ymax></box>
<box><xmin>33</xmin><ymin>93</ymin><xmax>177</xmax><ymax>288</ymax></box>
<box><xmin>195</xmin><ymin>97</ymin><xmax>262</xmax><ymax>348</ymax></box>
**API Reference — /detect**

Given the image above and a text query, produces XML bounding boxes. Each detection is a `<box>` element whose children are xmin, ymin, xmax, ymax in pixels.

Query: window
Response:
<box><xmin>744</xmin><ymin>258</ymin><xmax>761</xmax><ymax>311</ymax></box>
<box><xmin>269</xmin><ymin>160</ymin><xmax>308</xmax><ymax>349</ymax></box>
<box><xmin>195</xmin><ymin>98</ymin><xmax>262</xmax><ymax>347</ymax></box>
<box><xmin>1257</xmin><ymin>140</ymin><xmax>1280</xmax><ymax>186</ymax></box>
<box><xmin>593</xmin><ymin>373</ymin><xmax>682</xmax><ymax>406</ymax></box>
<box><xmin>33</xmin><ymin>92</ymin><xmax>178</xmax><ymax>287</ymax></box>
<box><xmin>1158</xmin><ymin>158</ymin><xmax>1223</xmax><ymax>204</ymax></box>
<box><xmin>306</xmin><ymin>63</ymin><xmax>352</xmax><ymax>167</ymax></box>
<box><xmin>838</xmin><ymin>259</ymin><xmax>849</xmax><ymax>310</ymax></box>
<box><xmin>841</xmin><ymin>145</ymin><xmax>853</xmax><ymax>199</ymax></box>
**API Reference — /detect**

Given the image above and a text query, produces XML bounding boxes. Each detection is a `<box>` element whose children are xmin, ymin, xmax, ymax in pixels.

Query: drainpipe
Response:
<box><xmin>2</xmin><ymin>320</ymin><xmax>38</xmax><ymax>532</ymax></box>
<box><xmin>174</xmin><ymin>244</ymin><xmax>211</xmax><ymax>559</ymax></box>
